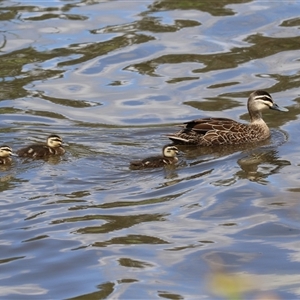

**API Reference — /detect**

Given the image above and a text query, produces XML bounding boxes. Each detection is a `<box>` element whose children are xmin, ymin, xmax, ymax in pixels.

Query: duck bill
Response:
<box><xmin>271</xmin><ymin>103</ymin><xmax>288</xmax><ymax>112</ymax></box>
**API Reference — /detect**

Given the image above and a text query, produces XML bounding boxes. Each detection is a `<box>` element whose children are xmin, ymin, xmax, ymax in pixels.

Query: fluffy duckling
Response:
<box><xmin>17</xmin><ymin>134</ymin><xmax>65</xmax><ymax>158</ymax></box>
<box><xmin>130</xmin><ymin>145</ymin><xmax>179</xmax><ymax>170</ymax></box>
<box><xmin>0</xmin><ymin>145</ymin><xmax>14</xmax><ymax>165</ymax></box>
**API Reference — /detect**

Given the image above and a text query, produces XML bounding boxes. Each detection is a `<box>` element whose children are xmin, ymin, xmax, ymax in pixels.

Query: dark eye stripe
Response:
<box><xmin>255</xmin><ymin>95</ymin><xmax>273</xmax><ymax>102</ymax></box>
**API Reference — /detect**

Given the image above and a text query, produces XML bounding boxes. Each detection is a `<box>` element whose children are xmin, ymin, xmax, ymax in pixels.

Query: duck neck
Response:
<box><xmin>249</xmin><ymin>110</ymin><xmax>261</xmax><ymax>122</ymax></box>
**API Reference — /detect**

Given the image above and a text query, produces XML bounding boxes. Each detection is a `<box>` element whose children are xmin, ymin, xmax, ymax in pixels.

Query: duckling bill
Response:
<box><xmin>0</xmin><ymin>145</ymin><xmax>14</xmax><ymax>165</ymax></box>
<box><xmin>130</xmin><ymin>145</ymin><xmax>179</xmax><ymax>170</ymax></box>
<box><xmin>17</xmin><ymin>134</ymin><xmax>65</xmax><ymax>158</ymax></box>
<box><xmin>167</xmin><ymin>90</ymin><xmax>288</xmax><ymax>146</ymax></box>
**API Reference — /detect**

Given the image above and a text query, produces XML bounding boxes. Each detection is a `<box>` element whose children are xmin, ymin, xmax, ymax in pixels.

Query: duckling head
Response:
<box><xmin>47</xmin><ymin>135</ymin><xmax>63</xmax><ymax>148</ymax></box>
<box><xmin>163</xmin><ymin>145</ymin><xmax>179</xmax><ymax>158</ymax></box>
<box><xmin>0</xmin><ymin>145</ymin><xmax>13</xmax><ymax>157</ymax></box>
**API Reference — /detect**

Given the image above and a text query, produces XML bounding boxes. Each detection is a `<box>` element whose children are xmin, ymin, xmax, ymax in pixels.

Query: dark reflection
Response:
<box><xmin>24</xmin><ymin>13</ymin><xmax>89</xmax><ymax>21</ymax></box>
<box><xmin>0</xmin><ymin>256</ymin><xmax>25</xmax><ymax>264</ymax></box>
<box><xmin>117</xmin><ymin>279</ymin><xmax>138</xmax><ymax>284</ymax></box>
<box><xmin>166</xmin><ymin>244</ymin><xmax>202</xmax><ymax>252</ymax></box>
<box><xmin>184</xmin><ymin>97</ymin><xmax>240</xmax><ymax>112</ymax></box>
<box><xmin>61</xmin><ymin>33</ymin><xmax>155</xmax><ymax>67</ymax></box>
<box><xmin>173</xmin><ymin>131</ymin><xmax>290</xmax><ymax>185</ymax></box>
<box><xmin>67</xmin><ymin>281</ymin><xmax>115</xmax><ymax>300</ymax></box>
<box><xmin>41</xmin><ymin>94</ymin><xmax>96</xmax><ymax>108</ymax></box>
<box><xmin>208</xmin><ymin>81</ymin><xmax>240</xmax><ymax>89</ymax></box>
<box><xmin>23</xmin><ymin>234</ymin><xmax>48</xmax><ymax>242</ymax></box>
<box><xmin>0</xmin><ymin>174</ymin><xmax>22</xmax><ymax>191</ymax></box>
<box><xmin>220</xmin><ymin>223</ymin><xmax>237</xmax><ymax>227</ymax></box>
<box><xmin>0</xmin><ymin>165</ymin><xmax>12</xmax><ymax>172</ymax></box>
<box><xmin>163</xmin><ymin>167</ymin><xmax>180</xmax><ymax>180</ymax></box>
<box><xmin>175</xmin><ymin>139</ymin><xmax>271</xmax><ymax>162</ymax></box>
<box><xmin>25</xmin><ymin>109</ymin><xmax>66</xmax><ymax>119</ymax></box>
<box><xmin>57</xmin><ymin>190</ymin><xmax>91</xmax><ymax>199</ymax></box>
<box><xmin>158</xmin><ymin>291</ymin><xmax>184</xmax><ymax>300</ymax></box>
<box><xmin>70</xmin><ymin>193</ymin><xmax>182</xmax><ymax>209</ymax></box>
<box><xmin>93</xmin><ymin>234</ymin><xmax>169</xmax><ymax>247</ymax></box>
<box><xmin>0</xmin><ymin>47</ymin><xmax>62</xmax><ymax>100</ymax></box>
<box><xmin>167</xmin><ymin>76</ymin><xmax>199</xmax><ymax>84</ymax></box>
<box><xmin>0</xmin><ymin>10</ymin><xmax>18</xmax><ymax>22</ymax></box>
<box><xmin>137</xmin><ymin>17</ymin><xmax>200</xmax><ymax>32</ymax></box>
<box><xmin>53</xmin><ymin>213</ymin><xmax>166</xmax><ymax>234</ymax></box>
<box><xmin>128</xmin><ymin>34</ymin><xmax>300</xmax><ymax>76</ymax></box>
<box><xmin>236</xmin><ymin>149</ymin><xmax>291</xmax><ymax>184</ymax></box>
<box><xmin>148</xmin><ymin>0</ymin><xmax>252</xmax><ymax>16</ymax></box>
<box><xmin>281</xmin><ymin>17</ymin><xmax>300</xmax><ymax>27</ymax></box>
<box><xmin>24</xmin><ymin>212</ymin><xmax>46</xmax><ymax>221</ymax></box>
<box><xmin>96</xmin><ymin>17</ymin><xmax>200</xmax><ymax>34</ymax></box>
<box><xmin>118</xmin><ymin>257</ymin><xmax>153</xmax><ymax>268</ymax></box>
<box><xmin>268</xmin><ymin>202</ymin><xmax>286</xmax><ymax>207</ymax></box>
<box><xmin>0</xmin><ymin>32</ymin><xmax>154</xmax><ymax>101</ymax></box>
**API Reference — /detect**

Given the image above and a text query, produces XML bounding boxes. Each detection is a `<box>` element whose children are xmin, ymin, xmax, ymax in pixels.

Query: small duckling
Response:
<box><xmin>130</xmin><ymin>145</ymin><xmax>179</xmax><ymax>170</ymax></box>
<box><xmin>17</xmin><ymin>134</ymin><xmax>65</xmax><ymax>158</ymax></box>
<box><xmin>0</xmin><ymin>145</ymin><xmax>14</xmax><ymax>165</ymax></box>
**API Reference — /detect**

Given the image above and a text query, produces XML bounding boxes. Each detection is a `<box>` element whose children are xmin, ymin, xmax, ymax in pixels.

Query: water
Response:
<box><xmin>1</xmin><ymin>0</ymin><xmax>300</xmax><ymax>299</ymax></box>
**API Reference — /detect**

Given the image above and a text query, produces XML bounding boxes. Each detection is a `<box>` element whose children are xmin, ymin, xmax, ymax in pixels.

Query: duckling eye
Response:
<box><xmin>51</xmin><ymin>138</ymin><xmax>61</xmax><ymax>143</ymax></box>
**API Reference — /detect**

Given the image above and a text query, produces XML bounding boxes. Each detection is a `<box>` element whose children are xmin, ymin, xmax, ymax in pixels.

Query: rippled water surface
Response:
<box><xmin>1</xmin><ymin>0</ymin><xmax>300</xmax><ymax>299</ymax></box>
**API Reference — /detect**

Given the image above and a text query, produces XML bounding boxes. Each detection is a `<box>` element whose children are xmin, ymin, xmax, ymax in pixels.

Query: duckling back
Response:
<box><xmin>16</xmin><ymin>144</ymin><xmax>64</xmax><ymax>158</ymax></box>
<box><xmin>130</xmin><ymin>156</ymin><xmax>177</xmax><ymax>170</ymax></box>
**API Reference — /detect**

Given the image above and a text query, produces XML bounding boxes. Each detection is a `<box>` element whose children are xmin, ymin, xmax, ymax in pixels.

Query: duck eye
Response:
<box><xmin>261</xmin><ymin>96</ymin><xmax>273</xmax><ymax>103</ymax></box>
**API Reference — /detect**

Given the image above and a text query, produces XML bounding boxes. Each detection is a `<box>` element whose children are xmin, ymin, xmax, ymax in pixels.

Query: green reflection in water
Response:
<box><xmin>148</xmin><ymin>0</ymin><xmax>251</xmax><ymax>16</ymax></box>
<box><xmin>93</xmin><ymin>234</ymin><xmax>169</xmax><ymax>247</ymax></box>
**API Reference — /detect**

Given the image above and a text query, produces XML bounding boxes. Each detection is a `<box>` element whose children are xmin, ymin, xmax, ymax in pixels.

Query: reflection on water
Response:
<box><xmin>237</xmin><ymin>149</ymin><xmax>291</xmax><ymax>184</ymax></box>
<box><xmin>1</xmin><ymin>0</ymin><xmax>300</xmax><ymax>299</ymax></box>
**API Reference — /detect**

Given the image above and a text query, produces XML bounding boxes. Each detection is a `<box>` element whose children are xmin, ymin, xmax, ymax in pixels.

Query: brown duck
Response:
<box><xmin>130</xmin><ymin>145</ymin><xmax>179</xmax><ymax>170</ymax></box>
<box><xmin>167</xmin><ymin>90</ymin><xmax>288</xmax><ymax>146</ymax></box>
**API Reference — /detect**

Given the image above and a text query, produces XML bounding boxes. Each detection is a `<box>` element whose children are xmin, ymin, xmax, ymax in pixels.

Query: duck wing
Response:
<box><xmin>168</xmin><ymin>117</ymin><xmax>251</xmax><ymax>145</ymax></box>
<box><xmin>183</xmin><ymin>117</ymin><xmax>241</xmax><ymax>133</ymax></box>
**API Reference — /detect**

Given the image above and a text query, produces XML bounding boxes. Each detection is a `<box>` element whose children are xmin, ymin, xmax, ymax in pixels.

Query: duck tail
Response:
<box><xmin>166</xmin><ymin>134</ymin><xmax>190</xmax><ymax>144</ymax></box>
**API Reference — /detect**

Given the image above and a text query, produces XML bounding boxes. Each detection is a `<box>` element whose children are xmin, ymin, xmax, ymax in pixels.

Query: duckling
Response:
<box><xmin>167</xmin><ymin>90</ymin><xmax>288</xmax><ymax>146</ymax></box>
<box><xmin>130</xmin><ymin>145</ymin><xmax>179</xmax><ymax>170</ymax></box>
<box><xmin>0</xmin><ymin>145</ymin><xmax>14</xmax><ymax>165</ymax></box>
<box><xmin>17</xmin><ymin>134</ymin><xmax>65</xmax><ymax>158</ymax></box>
